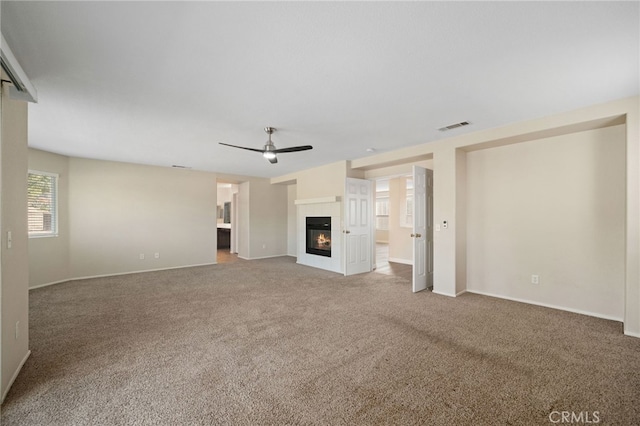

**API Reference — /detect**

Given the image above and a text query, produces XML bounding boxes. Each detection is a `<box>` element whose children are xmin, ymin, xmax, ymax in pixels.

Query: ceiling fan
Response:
<box><xmin>219</xmin><ymin>127</ymin><xmax>313</xmax><ymax>164</ymax></box>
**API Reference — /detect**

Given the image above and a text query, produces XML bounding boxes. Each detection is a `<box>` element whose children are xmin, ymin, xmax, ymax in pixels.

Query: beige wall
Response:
<box><xmin>1</xmin><ymin>84</ymin><xmax>30</xmax><ymax>399</ymax></box>
<box><xmin>237</xmin><ymin>181</ymin><xmax>250</xmax><ymax>259</ymax></box>
<box><xmin>375</xmin><ymin>229</ymin><xmax>389</xmax><ymax>243</ymax></box>
<box><xmin>287</xmin><ymin>184</ymin><xmax>297</xmax><ymax>256</ymax></box>
<box><xmin>247</xmin><ymin>179</ymin><xmax>288</xmax><ymax>259</ymax></box>
<box><xmin>68</xmin><ymin>158</ymin><xmax>218</xmax><ymax>278</ymax></box>
<box><xmin>26</xmin><ymin>155</ymin><xmax>289</xmax><ymax>282</ymax></box>
<box><xmin>27</xmin><ymin>149</ymin><xmax>70</xmax><ymax>287</ymax></box>
<box><xmin>455</xmin><ymin>149</ymin><xmax>467</xmax><ymax>296</ymax></box>
<box><xmin>466</xmin><ymin>125</ymin><xmax>626</xmax><ymax>319</ymax></box>
<box><xmin>349</xmin><ymin>96</ymin><xmax>639</xmax><ymax>335</ymax></box>
<box><xmin>273</xmin><ymin>161</ymin><xmax>348</xmax><ymax>200</ymax></box>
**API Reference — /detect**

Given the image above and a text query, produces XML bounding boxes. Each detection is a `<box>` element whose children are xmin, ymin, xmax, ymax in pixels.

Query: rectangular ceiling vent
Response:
<box><xmin>438</xmin><ymin>121</ymin><xmax>470</xmax><ymax>132</ymax></box>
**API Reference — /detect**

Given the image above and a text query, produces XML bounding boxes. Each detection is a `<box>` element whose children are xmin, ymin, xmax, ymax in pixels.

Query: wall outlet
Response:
<box><xmin>154</xmin><ymin>252</ymin><xmax>160</xmax><ymax>259</ymax></box>
<box><xmin>15</xmin><ymin>321</ymin><xmax>19</xmax><ymax>339</ymax></box>
<box><xmin>139</xmin><ymin>253</ymin><xmax>145</xmax><ymax>260</ymax></box>
<box><xmin>531</xmin><ymin>274</ymin><xmax>539</xmax><ymax>285</ymax></box>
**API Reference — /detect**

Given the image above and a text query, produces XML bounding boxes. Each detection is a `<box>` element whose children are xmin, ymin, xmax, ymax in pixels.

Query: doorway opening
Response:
<box><xmin>372</xmin><ymin>177</ymin><xmax>412</xmax><ymax>281</ymax></box>
<box><xmin>216</xmin><ymin>181</ymin><xmax>239</xmax><ymax>264</ymax></box>
<box><xmin>370</xmin><ymin>165</ymin><xmax>433</xmax><ymax>290</ymax></box>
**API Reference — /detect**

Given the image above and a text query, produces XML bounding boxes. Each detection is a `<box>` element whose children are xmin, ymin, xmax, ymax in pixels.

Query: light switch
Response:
<box><xmin>435</xmin><ymin>224</ymin><xmax>441</xmax><ymax>232</ymax></box>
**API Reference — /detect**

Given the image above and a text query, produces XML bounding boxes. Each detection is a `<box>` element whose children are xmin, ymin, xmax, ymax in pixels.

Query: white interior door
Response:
<box><xmin>345</xmin><ymin>178</ymin><xmax>373</xmax><ymax>276</ymax></box>
<box><xmin>412</xmin><ymin>166</ymin><xmax>429</xmax><ymax>292</ymax></box>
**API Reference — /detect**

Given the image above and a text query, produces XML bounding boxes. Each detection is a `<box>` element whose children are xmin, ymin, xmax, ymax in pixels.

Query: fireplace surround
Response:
<box><xmin>306</xmin><ymin>216</ymin><xmax>332</xmax><ymax>257</ymax></box>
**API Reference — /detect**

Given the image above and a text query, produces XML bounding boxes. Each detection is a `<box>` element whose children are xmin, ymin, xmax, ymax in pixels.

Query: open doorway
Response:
<box><xmin>372</xmin><ymin>176</ymin><xmax>412</xmax><ymax>281</ymax></box>
<box><xmin>216</xmin><ymin>181</ymin><xmax>239</xmax><ymax>263</ymax></box>
<box><xmin>371</xmin><ymin>166</ymin><xmax>433</xmax><ymax>289</ymax></box>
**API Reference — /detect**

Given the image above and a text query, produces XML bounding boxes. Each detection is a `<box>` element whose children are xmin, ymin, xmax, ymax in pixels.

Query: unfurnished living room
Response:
<box><xmin>1</xmin><ymin>2</ymin><xmax>639</xmax><ymax>425</ymax></box>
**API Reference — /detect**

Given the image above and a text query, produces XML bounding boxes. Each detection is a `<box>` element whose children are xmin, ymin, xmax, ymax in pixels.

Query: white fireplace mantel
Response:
<box><xmin>294</xmin><ymin>196</ymin><xmax>340</xmax><ymax>205</ymax></box>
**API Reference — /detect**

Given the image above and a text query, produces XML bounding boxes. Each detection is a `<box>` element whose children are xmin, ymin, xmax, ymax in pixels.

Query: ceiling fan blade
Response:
<box><xmin>219</xmin><ymin>142</ymin><xmax>265</xmax><ymax>153</ymax></box>
<box><xmin>268</xmin><ymin>155</ymin><xmax>278</xmax><ymax>164</ymax></box>
<box><xmin>273</xmin><ymin>145</ymin><xmax>313</xmax><ymax>154</ymax></box>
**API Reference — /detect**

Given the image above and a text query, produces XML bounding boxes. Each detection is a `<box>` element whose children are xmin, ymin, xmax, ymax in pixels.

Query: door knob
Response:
<box><xmin>411</xmin><ymin>233</ymin><xmax>422</xmax><ymax>238</ymax></box>
<box><xmin>344</xmin><ymin>230</ymin><xmax>351</xmax><ymax>234</ymax></box>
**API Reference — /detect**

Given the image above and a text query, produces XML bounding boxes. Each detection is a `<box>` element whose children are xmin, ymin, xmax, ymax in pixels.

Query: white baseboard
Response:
<box><xmin>432</xmin><ymin>290</ymin><xmax>456</xmax><ymax>297</ymax></box>
<box><xmin>1</xmin><ymin>350</ymin><xmax>31</xmax><ymax>403</ymax></box>
<box><xmin>29</xmin><ymin>263</ymin><xmax>217</xmax><ymax>290</ymax></box>
<box><xmin>388</xmin><ymin>257</ymin><xmax>413</xmax><ymax>265</ymax></box>
<box><xmin>29</xmin><ymin>278</ymin><xmax>70</xmax><ymax>290</ymax></box>
<box><xmin>456</xmin><ymin>289</ymin><xmax>467</xmax><ymax>297</ymax></box>
<box><xmin>238</xmin><ymin>254</ymin><xmax>288</xmax><ymax>261</ymax></box>
<box><xmin>624</xmin><ymin>330</ymin><xmax>640</xmax><ymax>339</ymax></box>
<box><xmin>466</xmin><ymin>289</ymin><xmax>624</xmax><ymax>322</ymax></box>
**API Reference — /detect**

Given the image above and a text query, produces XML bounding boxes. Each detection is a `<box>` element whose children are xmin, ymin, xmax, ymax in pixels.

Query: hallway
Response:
<box><xmin>374</xmin><ymin>243</ymin><xmax>412</xmax><ymax>281</ymax></box>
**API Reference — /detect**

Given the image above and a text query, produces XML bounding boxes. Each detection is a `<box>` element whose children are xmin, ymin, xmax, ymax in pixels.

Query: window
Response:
<box><xmin>28</xmin><ymin>170</ymin><xmax>58</xmax><ymax>237</ymax></box>
<box><xmin>399</xmin><ymin>177</ymin><xmax>413</xmax><ymax>228</ymax></box>
<box><xmin>375</xmin><ymin>197</ymin><xmax>389</xmax><ymax>230</ymax></box>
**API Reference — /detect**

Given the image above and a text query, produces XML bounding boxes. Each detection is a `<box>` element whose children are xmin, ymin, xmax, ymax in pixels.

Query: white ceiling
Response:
<box><xmin>2</xmin><ymin>1</ymin><xmax>638</xmax><ymax>178</ymax></box>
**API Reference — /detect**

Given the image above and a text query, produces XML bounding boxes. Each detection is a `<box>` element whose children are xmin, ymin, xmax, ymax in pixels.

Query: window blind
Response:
<box><xmin>28</xmin><ymin>171</ymin><xmax>58</xmax><ymax>236</ymax></box>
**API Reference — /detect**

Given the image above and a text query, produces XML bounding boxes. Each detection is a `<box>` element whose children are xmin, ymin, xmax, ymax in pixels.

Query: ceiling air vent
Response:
<box><xmin>438</xmin><ymin>121</ymin><xmax>470</xmax><ymax>132</ymax></box>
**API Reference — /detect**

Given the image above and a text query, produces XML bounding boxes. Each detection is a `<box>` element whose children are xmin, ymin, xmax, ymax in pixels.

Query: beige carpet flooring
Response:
<box><xmin>2</xmin><ymin>256</ymin><xmax>639</xmax><ymax>425</ymax></box>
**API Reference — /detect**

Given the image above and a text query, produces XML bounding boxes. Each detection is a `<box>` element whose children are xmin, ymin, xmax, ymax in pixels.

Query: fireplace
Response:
<box><xmin>306</xmin><ymin>216</ymin><xmax>332</xmax><ymax>257</ymax></box>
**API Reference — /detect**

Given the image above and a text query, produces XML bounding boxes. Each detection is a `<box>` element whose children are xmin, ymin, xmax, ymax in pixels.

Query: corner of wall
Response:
<box><xmin>1</xmin><ymin>82</ymin><xmax>31</xmax><ymax>399</ymax></box>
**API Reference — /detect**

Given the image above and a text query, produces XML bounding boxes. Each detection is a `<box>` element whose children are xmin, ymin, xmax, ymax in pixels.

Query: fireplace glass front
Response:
<box><xmin>306</xmin><ymin>216</ymin><xmax>331</xmax><ymax>257</ymax></box>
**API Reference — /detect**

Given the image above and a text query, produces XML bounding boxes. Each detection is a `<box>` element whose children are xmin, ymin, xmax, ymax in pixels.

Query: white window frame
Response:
<box><xmin>399</xmin><ymin>177</ymin><xmax>413</xmax><ymax>228</ymax></box>
<box><xmin>28</xmin><ymin>169</ymin><xmax>59</xmax><ymax>238</ymax></box>
<box><xmin>375</xmin><ymin>197</ymin><xmax>389</xmax><ymax>231</ymax></box>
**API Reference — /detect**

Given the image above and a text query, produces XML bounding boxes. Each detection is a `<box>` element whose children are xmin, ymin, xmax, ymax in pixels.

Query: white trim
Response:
<box><xmin>388</xmin><ymin>257</ymin><xmax>413</xmax><ymax>265</ymax></box>
<box><xmin>27</xmin><ymin>233</ymin><xmax>59</xmax><ymax>239</ymax></box>
<box><xmin>1</xmin><ymin>35</ymin><xmax>37</xmax><ymax>103</ymax></box>
<box><xmin>29</xmin><ymin>278</ymin><xmax>70</xmax><ymax>290</ymax></box>
<box><xmin>27</xmin><ymin>170</ymin><xmax>59</xmax><ymax>237</ymax></box>
<box><xmin>27</xmin><ymin>169</ymin><xmax>58</xmax><ymax>178</ymax></box>
<box><xmin>294</xmin><ymin>196</ymin><xmax>340</xmax><ymax>205</ymax></box>
<box><xmin>28</xmin><ymin>263</ymin><xmax>217</xmax><ymax>290</ymax></box>
<box><xmin>432</xmin><ymin>290</ymin><xmax>456</xmax><ymax>297</ymax></box>
<box><xmin>1</xmin><ymin>350</ymin><xmax>31</xmax><ymax>403</ymax></box>
<box><xmin>455</xmin><ymin>289</ymin><xmax>467</xmax><ymax>297</ymax></box>
<box><xmin>238</xmin><ymin>254</ymin><xmax>288</xmax><ymax>261</ymax></box>
<box><xmin>623</xmin><ymin>330</ymin><xmax>640</xmax><ymax>339</ymax></box>
<box><xmin>467</xmin><ymin>290</ymin><xmax>624</xmax><ymax>322</ymax></box>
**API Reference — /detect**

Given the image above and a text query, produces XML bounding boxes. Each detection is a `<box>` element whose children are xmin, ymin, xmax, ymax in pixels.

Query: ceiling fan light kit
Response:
<box><xmin>219</xmin><ymin>127</ymin><xmax>313</xmax><ymax>164</ymax></box>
